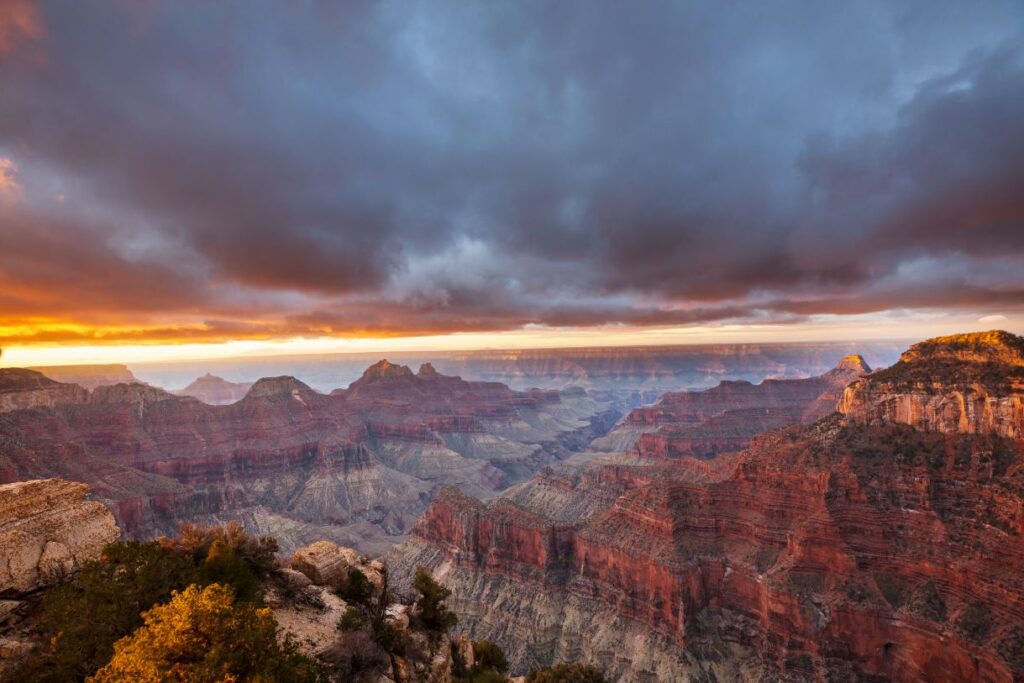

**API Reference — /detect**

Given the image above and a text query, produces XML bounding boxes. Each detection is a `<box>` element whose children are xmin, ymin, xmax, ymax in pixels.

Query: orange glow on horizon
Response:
<box><xmin>3</xmin><ymin>313</ymin><xmax>1021</xmax><ymax>368</ymax></box>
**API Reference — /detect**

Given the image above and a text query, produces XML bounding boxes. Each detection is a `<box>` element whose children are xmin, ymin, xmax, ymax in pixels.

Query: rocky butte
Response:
<box><xmin>171</xmin><ymin>373</ymin><xmax>254</xmax><ymax>405</ymax></box>
<box><xmin>388</xmin><ymin>331</ymin><xmax>1024</xmax><ymax>681</ymax></box>
<box><xmin>27</xmin><ymin>364</ymin><xmax>140</xmax><ymax>390</ymax></box>
<box><xmin>0</xmin><ymin>360</ymin><xmax>616</xmax><ymax>554</ymax></box>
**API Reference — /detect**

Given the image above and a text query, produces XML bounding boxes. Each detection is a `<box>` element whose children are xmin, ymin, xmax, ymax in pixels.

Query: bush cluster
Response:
<box><xmin>9</xmin><ymin>524</ymin><xmax>313</xmax><ymax>682</ymax></box>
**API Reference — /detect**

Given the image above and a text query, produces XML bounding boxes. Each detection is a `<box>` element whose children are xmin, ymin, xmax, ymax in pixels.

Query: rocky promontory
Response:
<box><xmin>840</xmin><ymin>330</ymin><xmax>1024</xmax><ymax>437</ymax></box>
<box><xmin>0</xmin><ymin>478</ymin><xmax>120</xmax><ymax>594</ymax></box>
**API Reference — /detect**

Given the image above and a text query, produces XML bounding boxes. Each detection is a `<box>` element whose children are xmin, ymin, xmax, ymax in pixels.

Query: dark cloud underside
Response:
<box><xmin>1</xmin><ymin>0</ymin><xmax>1023</xmax><ymax>343</ymax></box>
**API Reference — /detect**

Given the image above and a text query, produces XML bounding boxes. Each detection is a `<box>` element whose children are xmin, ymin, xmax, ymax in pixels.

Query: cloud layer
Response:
<box><xmin>1</xmin><ymin>1</ymin><xmax>1023</xmax><ymax>345</ymax></box>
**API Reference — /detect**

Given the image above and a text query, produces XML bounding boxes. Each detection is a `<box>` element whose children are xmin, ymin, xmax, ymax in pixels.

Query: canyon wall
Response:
<box><xmin>127</xmin><ymin>340</ymin><xmax>904</xmax><ymax>397</ymax></box>
<box><xmin>590</xmin><ymin>354</ymin><xmax>871</xmax><ymax>458</ymax></box>
<box><xmin>389</xmin><ymin>332</ymin><xmax>1024</xmax><ymax>681</ymax></box>
<box><xmin>0</xmin><ymin>362</ymin><xmax>615</xmax><ymax>554</ymax></box>
<box><xmin>0</xmin><ymin>369</ymin><xmax>87</xmax><ymax>414</ymax></box>
<box><xmin>840</xmin><ymin>331</ymin><xmax>1024</xmax><ymax>439</ymax></box>
<box><xmin>171</xmin><ymin>373</ymin><xmax>253</xmax><ymax>405</ymax></box>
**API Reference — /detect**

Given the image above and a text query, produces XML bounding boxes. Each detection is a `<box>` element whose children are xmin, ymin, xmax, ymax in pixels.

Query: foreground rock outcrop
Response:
<box><xmin>0</xmin><ymin>361</ymin><xmax>615</xmax><ymax>554</ymax></box>
<box><xmin>0</xmin><ymin>479</ymin><xmax>120</xmax><ymax>594</ymax></box>
<box><xmin>390</xmin><ymin>332</ymin><xmax>1024</xmax><ymax>681</ymax></box>
<box><xmin>269</xmin><ymin>539</ymin><xmax>478</xmax><ymax>681</ymax></box>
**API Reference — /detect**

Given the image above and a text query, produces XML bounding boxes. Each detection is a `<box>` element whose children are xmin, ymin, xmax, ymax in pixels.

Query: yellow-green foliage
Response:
<box><xmin>88</xmin><ymin>583</ymin><xmax>323</xmax><ymax>683</ymax></box>
<box><xmin>527</xmin><ymin>662</ymin><xmax>607</xmax><ymax>682</ymax></box>
<box><xmin>10</xmin><ymin>526</ymin><xmax>278</xmax><ymax>682</ymax></box>
<box><xmin>9</xmin><ymin>540</ymin><xmax>199</xmax><ymax>682</ymax></box>
<box><xmin>413</xmin><ymin>566</ymin><xmax>458</xmax><ymax>633</ymax></box>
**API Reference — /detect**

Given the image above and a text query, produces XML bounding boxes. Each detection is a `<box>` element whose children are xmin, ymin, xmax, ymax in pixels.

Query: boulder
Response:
<box><xmin>290</xmin><ymin>540</ymin><xmax>361</xmax><ymax>586</ymax></box>
<box><xmin>0</xmin><ymin>479</ymin><xmax>120</xmax><ymax>593</ymax></box>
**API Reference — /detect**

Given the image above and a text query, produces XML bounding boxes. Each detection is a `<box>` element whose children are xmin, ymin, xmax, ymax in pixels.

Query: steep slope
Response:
<box><xmin>389</xmin><ymin>333</ymin><xmax>1024</xmax><ymax>681</ymax></box>
<box><xmin>840</xmin><ymin>330</ymin><xmax>1024</xmax><ymax>437</ymax></box>
<box><xmin>0</xmin><ymin>362</ymin><xmax>615</xmax><ymax>554</ymax></box>
<box><xmin>590</xmin><ymin>354</ymin><xmax>870</xmax><ymax>458</ymax></box>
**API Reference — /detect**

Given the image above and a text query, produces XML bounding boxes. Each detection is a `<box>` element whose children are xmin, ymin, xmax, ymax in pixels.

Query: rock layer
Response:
<box><xmin>591</xmin><ymin>354</ymin><xmax>870</xmax><ymax>458</ymax></box>
<box><xmin>0</xmin><ymin>369</ymin><xmax>87</xmax><ymax>414</ymax></box>
<box><xmin>840</xmin><ymin>331</ymin><xmax>1024</xmax><ymax>438</ymax></box>
<box><xmin>390</xmin><ymin>333</ymin><xmax>1024</xmax><ymax>681</ymax></box>
<box><xmin>0</xmin><ymin>479</ymin><xmax>120</xmax><ymax>594</ymax></box>
<box><xmin>0</xmin><ymin>362</ymin><xmax>614</xmax><ymax>554</ymax></box>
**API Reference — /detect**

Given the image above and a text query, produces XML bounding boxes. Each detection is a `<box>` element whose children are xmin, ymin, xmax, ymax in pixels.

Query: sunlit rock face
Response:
<box><xmin>389</xmin><ymin>334</ymin><xmax>1024</xmax><ymax>681</ymax></box>
<box><xmin>840</xmin><ymin>331</ymin><xmax>1024</xmax><ymax>438</ymax></box>
<box><xmin>0</xmin><ymin>362</ymin><xmax>616</xmax><ymax>555</ymax></box>
<box><xmin>590</xmin><ymin>354</ymin><xmax>871</xmax><ymax>458</ymax></box>
<box><xmin>0</xmin><ymin>478</ymin><xmax>120</xmax><ymax>593</ymax></box>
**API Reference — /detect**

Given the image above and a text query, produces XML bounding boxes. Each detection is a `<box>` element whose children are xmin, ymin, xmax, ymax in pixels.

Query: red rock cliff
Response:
<box><xmin>391</xmin><ymin>335</ymin><xmax>1024</xmax><ymax>681</ymax></box>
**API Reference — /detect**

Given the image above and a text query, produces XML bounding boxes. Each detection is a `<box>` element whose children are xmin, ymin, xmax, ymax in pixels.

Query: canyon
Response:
<box><xmin>0</xmin><ymin>360</ymin><xmax>615</xmax><ymax>555</ymax></box>
<box><xmin>388</xmin><ymin>332</ymin><xmax>1024</xmax><ymax>681</ymax></box>
<box><xmin>126</xmin><ymin>341</ymin><xmax>903</xmax><ymax>402</ymax></box>
<box><xmin>590</xmin><ymin>354</ymin><xmax>871</xmax><ymax>457</ymax></box>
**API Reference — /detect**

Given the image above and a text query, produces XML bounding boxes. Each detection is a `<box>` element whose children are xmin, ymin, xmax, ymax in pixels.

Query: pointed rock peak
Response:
<box><xmin>357</xmin><ymin>359</ymin><xmax>414</xmax><ymax>383</ymax></box>
<box><xmin>417</xmin><ymin>362</ymin><xmax>440</xmax><ymax>378</ymax></box>
<box><xmin>244</xmin><ymin>376</ymin><xmax>316</xmax><ymax>399</ymax></box>
<box><xmin>834</xmin><ymin>355</ymin><xmax>871</xmax><ymax>374</ymax></box>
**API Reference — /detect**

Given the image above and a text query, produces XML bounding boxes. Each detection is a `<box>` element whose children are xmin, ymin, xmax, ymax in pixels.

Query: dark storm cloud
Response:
<box><xmin>1</xmin><ymin>0</ymin><xmax>1023</xmax><ymax>341</ymax></box>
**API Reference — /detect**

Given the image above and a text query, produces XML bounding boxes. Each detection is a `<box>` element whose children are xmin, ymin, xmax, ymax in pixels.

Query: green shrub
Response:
<box><xmin>200</xmin><ymin>538</ymin><xmax>262</xmax><ymax>603</ymax></box>
<box><xmin>89</xmin><ymin>583</ymin><xmax>324</xmax><ymax>682</ymax></box>
<box><xmin>413</xmin><ymin>566</ymin><xmax>458</xmax><ymax>633</ymax></box>
<box><xmin>473</xmin><ymin>640</ymin><xmax>509</xmax><ymax>674</ymax></box>
<box><xmin>338</xmin><ymin>566</ymin><xmax>374</xmax><ymax>605</ymax></box>
<box><xmin>9</xmin><ymin>540</ymin><xmax>198</xmax><ymax>682</ymax></box>
<box><xmin>527</xmin><ymin>662</ymin><xmax>607</xmax><ymax>682</ymax></box>
<box><xmin>339</xmin><ymin>606</ymin><xmax>364</xmax><ymax>632</ymax></box>
<box><xmin>171</xmin><ymin>521</ymin><xmax>278</xmax><ymax>576</ymax></box>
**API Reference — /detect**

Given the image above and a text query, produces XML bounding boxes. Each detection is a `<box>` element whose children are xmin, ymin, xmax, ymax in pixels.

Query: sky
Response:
<box><xmin>1</xmin><ymin>1</ymin><xmax>1024</xmax><ymax>366</ymax></box>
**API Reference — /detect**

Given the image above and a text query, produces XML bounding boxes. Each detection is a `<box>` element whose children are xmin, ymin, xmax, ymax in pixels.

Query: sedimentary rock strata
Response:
<box><xmin>840</xmin><ymin>330</ymin><xmax>1024</xmax><ymax>438</ymax></box>
<box><xmin>0</xmin><ymin>478</ymin><xmax>120</xmax><ymax>594</ymax></box>
<box><xmin>390</xmin><ymin>333</ymin><xmax>1024</xmax><ymax>681</ymax></box>
<box><xmin>0</xmin><ymin>369</ymin><xmax>87</xmax><ymax>414</ymax></box>
<box><xmin>591</xmin><ymin>354</ymin><xmax>871</xmax><ymax>458</ymax></box>
<box><xmin>0</xmin><ymin>361</ymin><xmax>615</xmax><ymax>553</ymax></box>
